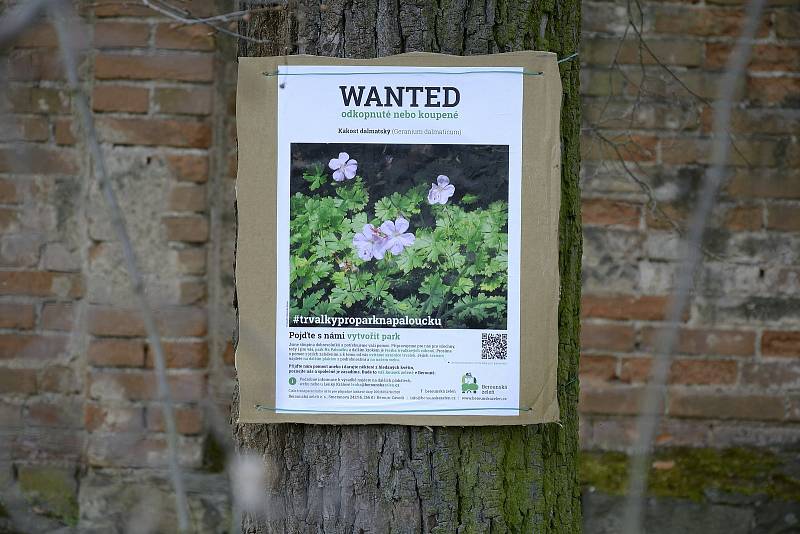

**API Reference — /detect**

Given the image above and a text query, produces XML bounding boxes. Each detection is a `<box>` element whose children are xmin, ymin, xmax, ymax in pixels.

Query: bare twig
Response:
<box><xmin>140</xmin><ymin>0</ymin><xmax>275</xmax><ymax>44</ymax></box>
<box><xmin>47</xmin><ymin>1</ymin><xmax>191</xmax><ymax>531</ymax></box>
<box><xmin>620</xmin><ymin>0</ymin><xmax>767</xmax><ymax>532</ymax></box>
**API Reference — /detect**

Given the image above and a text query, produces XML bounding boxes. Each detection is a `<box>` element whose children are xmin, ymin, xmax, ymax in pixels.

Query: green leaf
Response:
<box><xmin>302</xmin><ymin>163</ymin><xmax>327</xmax><ymax>191</ymax></box>
<box><xmin>336</xmin><ymin>177</ymin><xmax>369</xmax><ymax>212</ymax></box>
<box><xmin>452</xmin><ymin>277</ymin><xmax>474</xmax><ymax>296</ymax></box>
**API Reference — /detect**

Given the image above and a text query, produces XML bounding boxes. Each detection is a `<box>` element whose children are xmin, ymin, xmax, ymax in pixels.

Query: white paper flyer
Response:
<box><xmin>275</xmin><ymin>65</ymin><xmax>523</xmax><ymax>416</ymax></box>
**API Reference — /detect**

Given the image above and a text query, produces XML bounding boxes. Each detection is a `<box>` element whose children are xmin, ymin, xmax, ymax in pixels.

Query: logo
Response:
<box><xmin>461</xmin><ymin>372</ymin><xmax>478</xmax><ymax>393</ymax></box>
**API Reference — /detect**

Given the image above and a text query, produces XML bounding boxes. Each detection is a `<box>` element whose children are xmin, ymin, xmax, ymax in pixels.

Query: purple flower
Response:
<box><xmin>379</xmin><ymin>217</ymin><xmax>416</xmax><ymax>256</ymax></box>
<box><xmin>427</xmin><ymin>175</ymin><xmax>455</xmax><ymax>205</ymax></box>
<box><xmin>328</xmin><ymin>152</ymin><xmax>358</xmax><ymax>182</ymax></box>
<box><xmin>352</xmin><ymin>224</ymin><xmax>387</xmax><ymax>260</ymax></box>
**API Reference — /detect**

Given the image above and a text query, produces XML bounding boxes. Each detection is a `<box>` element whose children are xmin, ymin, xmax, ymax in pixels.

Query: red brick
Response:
<box><xmin>28</xmin><ymin>401</ymin><xmax>83</xmax><ymax>428</ymax></box>
<box><xmin>619</xmin><ymin>357</ymin><xmax>652</xmax><ymax>383</ymax></box>
<box><xmin>0</xmin><ymin>368</ymin><xmax>37</xmax><ymax>394</ymax></box>
<box><xmin>40</xmin><ymin>302</ymin><xmax>74</xmax><ymax>331</ymax></box>
<box><xmin>165</xmin><ymin>154</ymin><xmax>209</xmax><ymax>183</ymax></box>
<box><xmin>54</xmin><ymin>119</ymin><xmax>77</xmax><ymax>146</ymax></box>
<box><xmin>670</xmin><ymin>359</ymin><xmax>738</xmax><ymax>385</ymax></box>
<box><xmin>653</xmin><ymin>6</ymin><xmax>759</xmax><ymax>37</ymax></box>
<box><xmin>94</xmin><ymin>22</ymin><xmax>150</xmax><ymax>48</ymax></box>
<box><xmin>164</xmin><ymin>216</ymin><xmax>209</xmax><ymax>243</ymax></box>
<box><xmin>88</xmin><ymin>370</ymin><xmax>205</xmax><ymax>401</ymax></box>
<box><xmin>7</xmin><ymin>50</ymin><xmax>65</xmax><ymax>81</ymax></box>
<box><xmin>5</xmin><ymin>87</ymin><xmax>70</xmax><ymax>114</ymax></box>
<box><xmin>0</xmin><ymin>334</ymin><xmax>68</xmax><ymax>361</ymax></box>
<box><xmin>15</xmin><ymin>23</ymin><xmax>59</xmax><ymax>48</ymax></box>
<box><xmin>582</xmin><ymin>295</ymin><xmax>673</xmax><ymax>321</ymax></box>
<box><xmin>40</xmin><ymin>365</ymin><xmax>79</xmax><ymax>393</ymax></box>
<box><xmin>766</xmin><ymin>205</ymin><xmax>800</xmax><ymax>232</ymax></box>
<box><xmin>581</xmin><ymin>323</ymin><xmax>636</xmax><ymax>352</ymax></box>
<box><xmin>147</xmin><ymin>405</ymin><xmax>204</xmax><ymax>434</ymax></box>
<box><xmin>9</xmin><ymin>117</ymin><xmax>50</xmax><ymax>142</ymax></box>
<box><xmin>723</xmin><ymin>204</ymin><xmax>762</xmax><ymax>231</ymax></box>
<box><xmin>0</xmin><ymin>179</ymin><xmax>19</xmax><ymax>204</ymax></box>
<box><xmin>226</xmin><ymin>152</ymin><xmax>237</xmax><ymax>178</ymax></box>
<box><xmin>88</xmin><ymin>338</ymin><xmax>145</xmax><ymax>367</ymax></box>
<box><xmin>87</xmin><ymin>305</ymin><xmax>207</xmax><ymax>337</ymax></box>
<box><xmin>641</xmin><ymin>327</ymin><xmax>756</xmax><ymax>356</ymax></box>
<box><xmin>580</xmin><ymin>387</ymin><xmax>644</xmax><ymax>415</ymax></box>
<box><xmin>582</xmin><ymin>133</ymin><xmax>658</xmax><ymax>163</ymax></box>
<box><xmin>84</xmin><ymin>402</ymin><xmax>143</xmax><ymax>432</ymax></box>
<box><xmin>709</xmin><ymin>44</ymin><xmax>799</xmax><ymax>72</ymax></box>
<box><xmin>178</xmin><ymin>281</ymin><xmax>206</xmax><ymax>305</ymax></box>
<box><xmin>92</xmin><ymin>85</ymin><xmax>149</xmax><ymax>113</ymax></box>
<box><xmin>94</xmin><ymin>54</ymin><xmax>214</xmax><ymax>82</ymax></box>
<box><xmin>94</xmin><ymin>0</ymin><xmax>155</xmax><ymax>17</ymax></box>
<box><xmin>579</xmin><ymin>355</ymin><xmax>617</xmax><ymax>383</ymax></box>
<box><xmin>0</xmin><ymin>146</ymin><xmax>79</xmax><ymax>175</ymax></box>
<box><xmin>87</xmin><ymin>433</ymin><xmax>202</xmax><ymax>468</ymax></box>
<box><xmin>648</xmin><ymin>203</ymin><xmax>689</xmax><ymax>232</ymax></box>
<box><xmin>701</xmin><ymin>107</ymin><xmax>800</xmax><ymax>135</ymax></box>
<box><xmin>155</xmin><ymin>24</ymin><xmax>215</xmax><ymax>51</ymax></box>
<box><xmin>661</xmin><ymin>138</ymin><xmax>780</xmax><ymax>167</ymax></box>
<box><xmin>0</xmin><ymin>303</ymin><xmax>35</xmax><ymax>329</ymax></box>
<box><xmin>762</xmin><ymin>331</ymin><xmax>800</xmax><ymax>357</ymax></box>
<box><xmin>154</xmin><ymin>87</ymin><xmax>213</xmax><ymax>116</ymax></box>
<box><xmin>726</xmin><ymin>169</ymin><xmax>800</xmax><ymax>200</ymax></box>
<box><xmin>582</xmin><ymin>199</ymin><xmax>640</xmax><ymax>228</ymax></box>
<box><xmin>747</xmin><ymin>76</ymin><xmax>800</xmax><ymax>107</ymax></box>
<box><xmin>97</xmin><ymin>118</ymin><xmax>211</xmax><ymax>148</ymax></box>
<box><xmin>741</xmin><ymin>361</ymin><xmax>800</xmax><ymax>388</ymax></box>
<box><xmin>775</xmin><ymin>11</ymin><xmax>800</xmax><ymax>38</ymax></box>
<box><xmin>169</xmin><ymin>185</ymin><xmax>207</xmax><ymax>212</ymax></box>
<box><xmin>582</xmin><ymin>38</ymin><xmax>704</xmax><ymax>67</ymax></box>
<box><xmin>146</xmin><ymin>341</ymin><xmax>208</xmax><ymax>369</ymax></box>
<box><xmin>668</xmin><ymin>391</ymin><xmax>784</xmax><ymax>421</ymax></box>
<box><xmin>222</xmin><ymin>340</ymin><xmax>235</xmax><ymax>365</ymax></box>
<box><xmin>0</xmin><ymin>271</ymin><xmax>83</xmax><ymax>298</ymax></box>
<box><xmin>177</xmin><ymin>248</ymin><xmax>206</xmax><ymax>275</ymax></box>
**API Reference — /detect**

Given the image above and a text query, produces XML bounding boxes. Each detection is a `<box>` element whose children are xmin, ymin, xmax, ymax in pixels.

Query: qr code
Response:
<box><xmin>481</xmin><ymin>333</ymin><xmax>508</xmax><ymax>360</ymax></box>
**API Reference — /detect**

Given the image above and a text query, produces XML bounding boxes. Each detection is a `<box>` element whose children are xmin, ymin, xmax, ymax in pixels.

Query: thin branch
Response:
<box><xmin>620</xmin><ymin>0</ymin><xmax>766</xmax><ymax>532</ymax></box>
<box><xmin>140</xmin><ymin>0</ymin><xmax>275</xmax><ymax>44</ymax></box>
<box><xmin>48</xmin><ymin>1</ymin><xmax>191</xmax><ymax>531</ymax></box>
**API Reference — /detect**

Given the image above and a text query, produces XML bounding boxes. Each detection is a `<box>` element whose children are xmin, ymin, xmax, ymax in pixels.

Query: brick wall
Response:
<box><xmin>579</xmin><ymin>0</ymin><xmax>800</xmax><ymax>450</ymax></box>
<box><xmin>0</xmin><ymin>1</ymin><xmax>231</xmax><ymax>506</ymax></box>
<box><xmin>0</xmin><ymin>0</ymin><xmax>798</xmax><ymax>525</ymax></box>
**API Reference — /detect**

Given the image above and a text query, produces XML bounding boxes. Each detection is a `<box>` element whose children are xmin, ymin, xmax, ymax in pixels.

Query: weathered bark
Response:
<box><xmin>233</xmin><ymin>2</ymin><xmax>581</xmax><ymax>532</ymax></box>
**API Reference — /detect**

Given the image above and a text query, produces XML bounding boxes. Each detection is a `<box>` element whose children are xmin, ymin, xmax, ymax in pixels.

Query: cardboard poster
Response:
<box><xmin>236</xmin><ymin>52</ymin><xmax>561</xmax><ymax>425</ymax></box>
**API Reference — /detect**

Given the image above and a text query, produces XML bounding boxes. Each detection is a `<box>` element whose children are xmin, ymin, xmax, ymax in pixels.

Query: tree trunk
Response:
<box><xmin>233</xmin><ymin>2</ymin><xmax>581</xmax><ymax>532</ymax></box>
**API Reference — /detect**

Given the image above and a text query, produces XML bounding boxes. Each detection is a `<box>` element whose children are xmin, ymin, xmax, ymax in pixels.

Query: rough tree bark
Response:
<box><xmin>233</xmin><ymin>2</ymin><xmax>581</xmax><ymax>532</ymax></box>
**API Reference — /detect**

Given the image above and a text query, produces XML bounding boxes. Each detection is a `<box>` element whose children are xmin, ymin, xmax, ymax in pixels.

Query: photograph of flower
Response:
<box><xmin>289</xmin><ymin>143</ymin><xmax>509</xmax><ymax>329</ymax></box>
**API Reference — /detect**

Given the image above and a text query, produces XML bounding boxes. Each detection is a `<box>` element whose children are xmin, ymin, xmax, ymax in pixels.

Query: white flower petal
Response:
<box><xmin>398</xmin><ymin>233</ymin><xmax>415</xmax><ymax>246</ymax></box>
<box><xmin>437</xmin><ymin>175</ymin><xmax>450</xmax><ymax>187</ymax></box>
<box><xmin>379</xmin><ymin>220</ymin><xmax>395</xmax><ymax>235</ymax></box>
<box><xmin>394</xmin><ymin>217</ymin><xmax>409</xmax><ymax>233</ymax></box>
